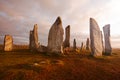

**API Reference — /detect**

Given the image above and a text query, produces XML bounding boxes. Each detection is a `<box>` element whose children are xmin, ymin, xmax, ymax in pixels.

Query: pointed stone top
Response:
<box><xmin>55</xmin><ymin>16</ymin><xmax>62</xmax><ymax>25</ymax></box>
<box><xmin>90</xmin><ymin>17</ymin><xmax>100</xmax><ymax>30</ymax></box>
<box><xmin>90</xmin><ymin>17</ymin><xmax>95</xmax><ymax>21</ymax></box>
<box><xmin>34</xmin><ymin>24</ymin><xmax>38</xmax><ymax>30</ymax></box>
<box><xmin>90</xmin><ymin>18</ymin><xmax>97</xmax><ymax>24</ymax></box>
<box><xmin>67</xmin><ymin>25</ymin><xmax>70</xmax><ymax>28</ymax></box>
<box><xmin>57</xmin><ymin>16</ymin><xmax>61</xmax><ymax>20</ymax></box>
<box><xmin>74</xmin><ymin>38</ymin><xmax>76</xmax><ymax>41</ymax></box>
<box><xmin>34</xmin><ymin>24</ymin><xmax>38</xmax><ymax>26</ymax></box>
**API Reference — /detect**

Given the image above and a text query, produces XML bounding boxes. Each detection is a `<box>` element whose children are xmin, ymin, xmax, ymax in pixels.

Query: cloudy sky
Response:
<box><xmin>0</xmin><ymin>0</ymin><xmax>120</xmax><ymax>48</ymax></box>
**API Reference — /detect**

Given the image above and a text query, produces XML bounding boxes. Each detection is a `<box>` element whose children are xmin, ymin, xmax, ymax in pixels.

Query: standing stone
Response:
<box><xmin>64</xmin><ymin>25</ymin><xmax>70</xmax><ymax>48</ymax></box>
<box><xmin>103</xmin><ymin>24</ymin><xmax>112</xmax><ymax>55</ymax></box>
<box><xmin>90</xmin><ymin>18</ymin><xmax>103</xmax><ymax>56</ymax></box>
<box><xmin>80</xmin><ymin>42</ymin><xmax>84</xmax><ymax>51</ymax></box>
<box><xmin>48</xmin><ymin>17</ymin><xmax>64</xmax><ymax>53</ymax></box>
<box><xmin>86</xmin><ymin>38</ymin><xmax>90</xmax><ymax>50</ymax></box>
<box><xmin>4</xmin><ymin>35</ymin><xmax>13</xmax><ymax>51</ymax></box>
<box><xmin>73</xmin><ymin>39</ymin><xmax>76</xmax><ymax>49</ymax></box>
<box><xmin>29</xmin><ymin>24</ymin><xmax>39</xmax><ymax>51</ymax></box>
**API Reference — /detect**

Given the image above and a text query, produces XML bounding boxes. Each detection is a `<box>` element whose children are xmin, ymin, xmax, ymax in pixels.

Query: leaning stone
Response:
<box><xmin>90</xmin><ymin>18</ymin><xmax>103</xmax><ymax>56</ymax></box>
<box><xmin>47</xmin><ymin>16</ymin><xmax>64</xmax><ymax>53</ymax></box>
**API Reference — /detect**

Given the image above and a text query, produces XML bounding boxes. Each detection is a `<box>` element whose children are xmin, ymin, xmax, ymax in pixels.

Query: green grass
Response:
<box><xmin>0</xmin><ymin>49</ymin><xmax>120</xmax><ymax>80</ymax></box>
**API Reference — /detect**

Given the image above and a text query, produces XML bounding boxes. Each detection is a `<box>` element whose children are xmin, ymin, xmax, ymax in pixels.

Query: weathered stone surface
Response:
<box><xmin>86</xmin><ymin>38</ymin><xmax>90</xmax><ymax>50</ymax></box>
<box><xmin>80</xmin><ymin>42</ymin><xmax>84</xmax><ymax>51</ymax></box>
<box><xmin>37</xmin><ymin>45</ymin><xmax>47</xmax><ymax>53</ymax></box>
<box><xmin>48</xmin><ymin>17</ymin><xmax>64</xmax><ymax>53</ymax></box>
<box><xmin>90</xmin><ymin>18</ymin><xmax>103</xmax><ymax>56</ymax></box>
<box><xmin>64</xmin><ymin>25</ymin><xmax>70</xmax><ymax>48</ymax></box>
<box><xmin>73</xmin><ymin>39</ymin><xmax>76</xmax><ymax>49</ymax></box>
<box><xmin>4</xmin><ymin>35</ymin><xmax>13</xmax><ymax>51</ymax></box>
<box><xmin>29</xmin><ymin>30</ymin><xmax>34</xmax><ymax>50</ymax></box>
<box><xmin>29</xmin><ymin>24</ymin><xmax>39</xmax><ymax>51</ymax></box>
<box><xmin>103</xmin><ymin>24</ymin><xmax>112</xmax><ymax>55</ymax></box>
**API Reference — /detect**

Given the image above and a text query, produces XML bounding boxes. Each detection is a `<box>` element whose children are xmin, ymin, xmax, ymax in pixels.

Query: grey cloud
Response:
<box><xmin>0</xmin><ymin>0</ymin><xmax>120</xmax><ymax>48</ymax></box>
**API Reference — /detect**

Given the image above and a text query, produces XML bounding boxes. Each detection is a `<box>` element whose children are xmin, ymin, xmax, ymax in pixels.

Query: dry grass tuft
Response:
<box><xmin>0</xmin><ymin>48</ymin><xmax>120</xmax><ymax>80</ymax></box>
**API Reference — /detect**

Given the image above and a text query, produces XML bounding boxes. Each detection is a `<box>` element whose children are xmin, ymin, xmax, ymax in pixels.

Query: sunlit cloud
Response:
<box><xmin>0</xmin><ymin>0</ymin><xmax>120</xmax><ymax>48</ymax></box>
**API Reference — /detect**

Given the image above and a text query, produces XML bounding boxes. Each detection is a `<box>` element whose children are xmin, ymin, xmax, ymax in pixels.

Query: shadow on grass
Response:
<box><xmin>5</xmin><ymin>63</ymin><xmax>43</xmax><ymax>73</ymax></box>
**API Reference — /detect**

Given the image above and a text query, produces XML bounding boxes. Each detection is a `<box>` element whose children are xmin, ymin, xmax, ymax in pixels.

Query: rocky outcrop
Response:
<box><xmin>29</xmin><ymin>24</ymin><xmax>39</xmax><ymax>52</ymax></box>
<box><xmin>103</xmin><ymin>24</ymin><xmax>112</xmax><ymax>55</ymax></box>
<box><xmin>4</xmin><ymin>35</ymin><xmax>13</xmax><ymax>51</ymax></box>
<box><xmin>47</xmin><ymin>17</ymin><xmax>64</xmax><ymax>53</ymax></box>
<box><xmin>64</xmin><ymin>25</ymin><xmax>70</xmax><ymax>48</ymax></box>
<box><xmin>90</xmin><ymin>18</ymin><xmax>103</xmax><ymax>56</ymax></box>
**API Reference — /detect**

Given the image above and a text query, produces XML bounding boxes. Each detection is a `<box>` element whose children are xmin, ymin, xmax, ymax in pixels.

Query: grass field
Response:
<box><xmin>0</xmin><ymin>48</ymin><xmax>120</xmax><ymax>80</ymax></box>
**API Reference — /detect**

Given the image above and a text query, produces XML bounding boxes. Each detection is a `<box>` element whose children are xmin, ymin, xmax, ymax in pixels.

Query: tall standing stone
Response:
<box><xmin>29</xmin><ymin>30</ymin><xmax>33</xmax><ymax>50</ymax></box>
<box><xmin>29</xmin><ymin>24</ymin><xmax>39</xmax><ymax>51</ymax></box>
<box><xmin>73</xmin><ymin>39</ymin><xmax>76</xmax><ymax>49</ymax></box>
<box><xmin>48</xmin><ymin>17</ymin><xmax>64</xmax><ymax>53</ymax></box>
<box><xmin>64</xmin><ymin>25</ymin><xmax>70</xmax><ymax>48</ymax></box>
<box><xmin>103</xmin><ymin>24</ymin><xmax>112</xmax><ymax>55</ymax></box>
<box><xmin>86</xmin><ymin>38</ymin><xmax>90</xmax><ymax>50</ymax></box>
<box><xmin>90</xmin><ymin>18</ymin><xmax>103</xmax><ymax>56</ymax></box>
<box><xmin>80</xmin><ymin>42</ymin><xmax>84</xmax><ymax>51</ymax></box>
<box><xmin>4</xmin><ymin>35</ymin><xmax>13</xmax><ymax>51</ymax></box>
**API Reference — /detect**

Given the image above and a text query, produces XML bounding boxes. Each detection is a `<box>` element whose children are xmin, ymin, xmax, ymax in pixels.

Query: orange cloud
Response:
<box><xmin>0</xmin><ymin>0</ymin><xmax>120</xmax><ymax>48</ymax></box>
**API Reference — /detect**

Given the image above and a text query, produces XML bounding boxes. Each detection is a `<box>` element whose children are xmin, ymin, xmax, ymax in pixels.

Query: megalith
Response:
<box><xmin>73</xmin><ymin>39</ymin><xmax>76</xmax><ymax>49</ymax></box>
<box><xmin>80</xmin><ymin>42</ymin><xmax>84</xmax><ymax>51</ymax></box>
<box><xmin>29</xmin><ymin>24</ymin><xmax>39</xmax><ymax>51</ymax></box>
<box><xmin>103</xmin><ymin>24</ymin><xmax>112</xmax><ymax>55</ymax></box>
<box><xmin>86</xmin><ymin>38</ymin><xmax>90</xmax><ymax>50</ymax></box>
<box><xmin>4</xmin><ymin>35</ymin><xmax>13</xmax><ymax>51</ymax></box>
<box><xmin>90</xmin><ymin>18</ymin><xmax>103</xmax><ymax>56</ymax></box>
<box><xmin>64</xmin><ymin>25</ymin><xmax>70</xmax><ymax>48</ymax></box>
<box><xmin>48</xmin><ymin>16</ymin><xmax>64</xmax><ymax>53</ymax></box>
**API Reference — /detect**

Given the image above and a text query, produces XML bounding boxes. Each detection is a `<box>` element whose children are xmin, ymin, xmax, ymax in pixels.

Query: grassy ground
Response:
<box><xmin>0</xmin><ymin>49</ymin><xmax>120</xmax><ymax>80</ymax></box>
